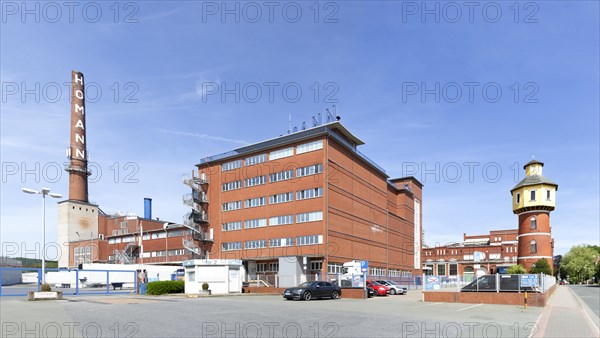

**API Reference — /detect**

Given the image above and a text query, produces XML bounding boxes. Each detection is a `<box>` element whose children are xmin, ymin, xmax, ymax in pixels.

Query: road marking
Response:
<box><xmin>456</xmin><ymin>303</ymin><xmax>483</xmax><ymax>312</ymax></box>
<box><xmin>412</xmin><ymin>302</ymin><xmax>441</xmax><ymax>308</ymax></box>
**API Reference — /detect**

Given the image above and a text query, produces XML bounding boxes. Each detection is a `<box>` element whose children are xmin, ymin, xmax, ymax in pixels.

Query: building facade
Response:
<box><xmin>423</xmin><ymin>229</ymin><xmax>519</xmax><ymax>282</ymax></box>
<box><xmin>186</xmin><ymin>121</ymin><xmax>423</xmax><ymax>284</ymax></box>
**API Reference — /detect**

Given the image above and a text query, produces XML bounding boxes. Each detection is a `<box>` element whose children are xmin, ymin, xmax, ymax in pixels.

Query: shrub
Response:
<box><xmin>530</xmin><ymin>258</ymin><xmax>553</xmax><ymax>275</ymax></box>
<box><xmin>40</xmin><ymin>283</ymin><xmax>52</xmax><ymax>292</ymax></box>
<box><xmin>202</xmin><ymin>282</ymin><xmax>209</xmax><ymax>291</ymax></box>
<box><xmin>507</xmin><ymin>264</ymin><xmax>527</xmax><ymax>274</ymax></box>
<box><xmin>146</xmin><ymin>280</ymin><xmax>185</xmax><ymax>295</ymax></box>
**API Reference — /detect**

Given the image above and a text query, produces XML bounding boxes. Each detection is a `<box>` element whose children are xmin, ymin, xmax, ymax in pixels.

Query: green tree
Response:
<box><xmin>560</xmin><ymin>245</ymin><xmax>598</xmax><ymax>283</ymax></box>
<box><xmin>507</xmin><ymin>264</ymin><xmax>527</xmax><ymax>274</ymax></box>
<box><xmin>530</xmin><ymin>258</ymin><xmax>552</xmax><ymax>275</ymax></box>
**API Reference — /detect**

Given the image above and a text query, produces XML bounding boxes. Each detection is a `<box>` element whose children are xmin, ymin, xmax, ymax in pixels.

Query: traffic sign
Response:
<box><xmin>360</xmin><ymin>260</ymin><xmax>368</xmax><ymax>273</ymax></box>
<box><xmin>520</xmin><ymin>274</ymin><xmax>539</xmax><ymax>287</ymax></box>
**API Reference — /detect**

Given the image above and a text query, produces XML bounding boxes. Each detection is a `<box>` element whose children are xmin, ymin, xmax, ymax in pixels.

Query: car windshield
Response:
<box><xmin>387</xmin><ymin>281</ymin><xmax>399</xmax><ymax>285</ymax></box>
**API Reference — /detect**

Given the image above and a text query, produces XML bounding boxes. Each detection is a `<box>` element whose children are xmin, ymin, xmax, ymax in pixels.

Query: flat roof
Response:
<box><xmin>196</xmin><ymin>121</ymin><xmax>388</xmax><ymax>176</ymax></box>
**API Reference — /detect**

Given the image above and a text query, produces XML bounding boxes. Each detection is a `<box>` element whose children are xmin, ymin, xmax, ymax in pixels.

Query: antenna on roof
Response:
<box><xmin>288</xmin><ymin>114</ymin><xmax>292</xmax><ymax>134</ymax></box>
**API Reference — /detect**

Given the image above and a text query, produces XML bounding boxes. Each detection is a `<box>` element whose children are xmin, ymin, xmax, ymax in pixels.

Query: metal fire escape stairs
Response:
<box><xmin>182</xmin><ymin>173</ymin><xmax>213</xmax><ymax>259</ymax></box>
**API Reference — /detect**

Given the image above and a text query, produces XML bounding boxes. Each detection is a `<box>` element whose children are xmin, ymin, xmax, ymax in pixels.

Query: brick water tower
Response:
<box><xmin>510</xmin><ymin>160</ymin><xmax>557</xmax><ymax>273</ymax></box>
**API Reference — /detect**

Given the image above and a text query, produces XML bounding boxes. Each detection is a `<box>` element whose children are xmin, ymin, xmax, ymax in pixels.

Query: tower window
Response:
<box><xmin>516</xmin><ymin>193</ymin><xmax>520</xmax><ymax>204</ymax></box>
<box><xmin>530</xmin><ymin>216</ymin><xmax>537</xmax><ymax>230</ymax></box>
<box><xmin>530</xmin><ymin>190</ymin><xmax>536</xmax><ymax>201</ymax></box>
<box><xmin>530</xmin><ymin>240</ymin><xmax>537</xmax><ymax>254</ymax></box>
<box><xmin>546</xmin><ymin>190</ymin><xmax>551</xmax><ymax>201</ymax></box>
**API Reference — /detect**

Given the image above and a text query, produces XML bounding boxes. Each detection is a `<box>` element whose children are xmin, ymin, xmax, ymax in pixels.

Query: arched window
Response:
<box><xmin>530</xmin><ymin>240</ymin><xmax>537</xmax><ymax>254</ymax></box>
<box><xmin>530</xmin><ymin>216</ymin><xmax>537</xmax><ymax>230</ymax></box>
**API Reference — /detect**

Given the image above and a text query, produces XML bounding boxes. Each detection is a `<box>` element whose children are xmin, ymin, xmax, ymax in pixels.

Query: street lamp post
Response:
<box><xmin>22</xmin><ymin>187</ymin><xmax>62</xmax><ymax>285</ymax></box>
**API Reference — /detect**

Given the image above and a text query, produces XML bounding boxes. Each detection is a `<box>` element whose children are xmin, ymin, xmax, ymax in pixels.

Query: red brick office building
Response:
<box><xmin>186</xmin><ymin>121</ymin><xmax>423</xmax><ymax>282</ymax></box>
<box><xmin>423</xmin><ymin>229</ymin><xmax>519</xmax><ymax>282</ymax></box>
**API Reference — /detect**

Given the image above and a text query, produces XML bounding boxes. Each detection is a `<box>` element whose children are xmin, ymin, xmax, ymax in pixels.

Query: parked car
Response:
<box><xmin>559</xmin><ymin>280</ymin><xmax>569</xmax><ymax>285</ymax></box>
<box><xmin>283</xmin><ymin>281</ymin><xmax>341</xmax><ymax>301</ymax></box>
<box><xmin>374</xmin><ymin>280</ymin><xmax>407</xmax><ymax>295</ymax></box>
<box><xmin>366</xmin><ymin>280</ymin><xmax>389</xmax><ymax>296</ymax></box>
<box><xmin>366</xmin><ymin>286</ymin><xmax>376</xmax><ymax>298</ymax></box>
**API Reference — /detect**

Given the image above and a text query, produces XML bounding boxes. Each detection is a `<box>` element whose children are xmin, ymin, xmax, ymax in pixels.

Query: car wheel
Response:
<box><xmin>331</xmin><ymin>291</ymin><xmax>339</xmax><ymax>299</ymax></box>
<box><xmin>302</xmin><ymin>291</ymin><xmax>312</xmax><ymax>301</ymax></box>
<box><xmin>390</xmin><ymin>289</ymin><xmax>397</xmax><ymax>295</ymax></box>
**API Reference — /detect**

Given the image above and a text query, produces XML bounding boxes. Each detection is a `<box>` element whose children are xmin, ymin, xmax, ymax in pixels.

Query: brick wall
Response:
<box><xmin>423</xmin><ymin>285</ymin><xmax>556</xmax><ymax>307</ymax></box>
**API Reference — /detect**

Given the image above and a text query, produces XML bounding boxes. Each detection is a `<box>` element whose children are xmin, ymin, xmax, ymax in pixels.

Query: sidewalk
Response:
<box><xmin>533</xmin><ymin>286</ymin><xmax>600</xmax><ymax>337</ymax></box>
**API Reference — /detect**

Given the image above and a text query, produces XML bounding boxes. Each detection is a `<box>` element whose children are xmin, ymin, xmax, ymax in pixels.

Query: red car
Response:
<box><xmin>366</xmin><ymin>280</ymin><xmax>389</xmax><ymax>296</ymax></box>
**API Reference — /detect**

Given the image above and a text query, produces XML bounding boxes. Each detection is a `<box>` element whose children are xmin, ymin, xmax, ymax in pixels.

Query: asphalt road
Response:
<box><xmin>568</xmin><ymin>284</ymin><xmax>600</xmax><ymax>319</ymax></box>
<box><xmin>1</xmin><ymin>291</ymin><xmax>543</xmax><ymax>337</ymax></box>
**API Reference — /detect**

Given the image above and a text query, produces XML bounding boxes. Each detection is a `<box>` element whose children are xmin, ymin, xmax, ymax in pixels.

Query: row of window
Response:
<box><xmin>221</xmin><ymin>140</ymin><xmax>323</xmax><ymax>172</ymax></box>
<box><xmin>515</xmin><ymin>189</ymin><xmax>552</xmax><ymax>204</ymax></box>
<box><xmin>255</xmin><ymin>260</ymin><xmax>323</xmax><ymax>273</ymax></box>
<box><xmin>326</xmin><ymin>263</ymin><xmax>412</xmax><ymax>277</ymax></box>
<box><xmin>107</xmin><ymin>230</ymin><xmax>192</xmax><ymax>244</ymax></box>
<box><xmin>222</xmin><ymin>187</ymin><xmax>323</xmax><ymax>212</ymax></box>
<box><xmin>222</xmin><ymin>235</ymin><xmax>323</xmax><ymax>251</ymax></box>
<box><xmin>222</xmin><ymin>211</ymin><xmax>323</xmax><ymax>231</ymax></box>
<box><xmin>221</xmin><ymin>164</ymin><xmax>324</xmax><ymax>192</ymax></box>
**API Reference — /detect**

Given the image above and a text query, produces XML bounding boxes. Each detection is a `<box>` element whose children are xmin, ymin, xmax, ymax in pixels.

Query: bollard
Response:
<box><xmin>524</xmin><ymin>291</ymin><xmax>528</xmax><ymax>309</ymax></box>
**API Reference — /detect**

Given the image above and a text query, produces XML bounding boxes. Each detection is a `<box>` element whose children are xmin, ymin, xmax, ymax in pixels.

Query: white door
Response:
<box><xmin>228</xmin><ymin>268</ymin><xmax>240</xmax><ymax>293</ymax></box>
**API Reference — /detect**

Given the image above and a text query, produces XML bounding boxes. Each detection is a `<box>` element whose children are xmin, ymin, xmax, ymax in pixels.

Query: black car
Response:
<box><xmin>283</xmin><ymin>281</ymin><xmax>341</xmax><ymax>301</ymax></box>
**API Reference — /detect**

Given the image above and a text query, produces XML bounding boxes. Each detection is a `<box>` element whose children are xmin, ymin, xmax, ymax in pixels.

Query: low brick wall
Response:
<box><xmin>424</xmin><ymin>285</ymin><xmax>556</xmax><ymax>307</ymax></box>
<box><xmin>242</xmin><ymin>287</ymin><xmax>285</xmax><ymax>294</ymax></box>
<box><xmin>340</xmin><ymin>288</ymin><xmax>367</xmax><ymax>299</ymax></box>
<box><xmin>242</xmin><ymin>287</ymin><xmax>366</xmax><ymax>299</ymax></box>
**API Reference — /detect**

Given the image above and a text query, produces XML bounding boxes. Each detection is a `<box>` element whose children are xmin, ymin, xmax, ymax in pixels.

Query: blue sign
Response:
<box><xmin>520</xmin><ymin>274</ymin><xmax>539</xmax><ymax>287</ymax></box>
<box><xmin>360</xmin><ymin>260</ymin><xmax>369</xmax><ymax>273</ymax></box>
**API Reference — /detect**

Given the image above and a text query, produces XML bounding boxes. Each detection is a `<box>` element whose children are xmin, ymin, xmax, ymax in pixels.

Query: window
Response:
<box><xmin>244</xmin><ymin>218</ymin><xmax>267</xmax><ymax>229</ymax></box>
<box><xmin>120</xmin><ymin>221</ymin><xmax>127</xmax><ymax>229</ymax></box>
<box><xmin>269</xmin><ymin>147</ymin><xmax>294</xmax><ymax>160</ymax></box>
<box><xmin>245</xmin><ymin>175</ymin><xmax>266</xmax><ymax>187</ymax></box>
<box><xmin>268</xmin><ymin>262</ymin><xmax>279</xmax><ymax>272</ymax></box>
<box><xmin>151</xmin><ymin>232</ymin><xmax>166</xmax><ymax>239</ymax></box>
<box><xmin>296</xmin><ymin>187</ymin><xmax>323</xmax><ymax>200</ymax></box>
<box><xmin>244</xmin><ymin>197</ymin><xmax>266</xmax><ymax>208</ymax></box>
<box><xmin>269</xmin><ymin>237</ymin><xmax>294</xmax><ymax>247</ymax></box>
<box><xmin>222</xmin><ymin>242</ymin><xmax>242</xmax><ymax>251</ymax></box>
<box><xmin>257</xmin><ymin>263</ymin><xmax>267</xmax><ymax>272</ymax></box>
<box><xmin>122</xmin><ymin>236</ymin><xmax>135</xmax><ymax>243</ymax></box>
<box><xmin>530</xmin><ymin>240</ymin><xmax>537</xmax><ymax>254</ymax></box>
<box><xmin>530</xmin><ymin>190</ymin><xmax>536</xmax><ymax>201</ymax></box>
<box><xmin>222</xmin><ymin>180</ymin><xmax>242</xmax><ymax>192</ymax></box>
<box><xmin>297</xmin><ymin>164</ymin><xmax>323</xmax><ymax>177</ymax></box>
<box><xmin>402</xmin><ymin>271</ymin><xmax>412</xmax><ymax>278</ymax></box>
<box><xmin>142</xmin><ymin>233</ymin><xmax>150</xmax><ymax>240</ymax></box>
<box><xmin>437</xmin><ymin>264</ymin><xmax>446</xmax><ymax>276</ymax></box>
<box><xmin>245</xmin><ymin>240</ymin><xmax>266</xmax><ymax>249</ymax></box>
<box><xmin>530</xmin><ymin>216</ymin><xmax>537</xmax><ymax>230</ymax></box>
<box><xmin>449</xmin><ymin>264</ymin><xmax>458</xmax><ymax>276</ymax></box>
<box><xmin>296</xmin><ymin>234</ymin><xmax>322</xmax><ymax>246</ymax></box>
<box><xmin>222</xmin><ymin>201</ymin><xmax>242</xmax><ymax>211</ymax></box>
<box><xmin>269</xmin><ymin>170</ymin><xmax>293</xmax><ymax>183</ymax></box>
<box><xmin>168</xmin><ymin>230</ymin><xmax>184</xmax><ymax>237</ymax></box>
<box><xmin>269</xmin><ymin>192</ymin><xmax>293</xmax><ymax>204</ymax></box>
<box><xmin>222</xmin><ymin>221</ymin><xmax>242</xmax><ymax>231</ymax></box>
<box><xmin>328</xmin><ymin>263</ymin><xmax>343</xmax><ymax>274</ymax></box>
<box><xmin>370</xmin><ymin>267</ymin><xmax>386</xmax><ymax>276</ymax></box>
<box><xmin>296</xmin><ymin>211</ymin><xmax>323</xmax><ymax>223</ymax></box>
<box><xmin>269</xmin><ymin>215</ymin><xmax>294</xmax><ymax>226</ymax></box>
<box><xmin>222</xmin><ymin>160</ymin><xmax>242</xmax><ymax>172</ymax></box>
<box><xmin>546</xmin><ymin>190</ymin><xmax>551</xmax><ymax>201</ymax></box>
<box><xmin>296</xmin><ymin>140</ymin><xmax>323</xmax><ymax>154</ymax></box>
<box><xmin>99</xmin><ymin>234</ymin><xmax>104</xmax><ymax>240</ymax></box>
<box><xmin>516</xmin><ymin>193</ymin><xmax>520</xmax><ymax>204</ymax></box>
<box><xmin>245</xmin><ymin>154</ymin><xmax>266</xmax><ymax>166</ymax></box>
<box><xmin>388</xmin><ymin>269</ymin><xmax>400</xmax><ymax>277</ymax></box>
<box><xmin>187</xmin><ymin>271</ymin><xmax>195</xmax><ymax>282</ymax></box>
<box><xmin>310</xmin><ymin>260</ymin><xmax>323</xmax><ymax>271</ymax></box>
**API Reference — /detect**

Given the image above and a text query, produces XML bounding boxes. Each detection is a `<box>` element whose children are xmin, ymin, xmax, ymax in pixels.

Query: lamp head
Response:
<box><xmin>21</xmin><ymin>188</ymin><xmax>39</xmax><ymax>194</ymax></box>
<box><xmin>41</xmin><ymin>188</ymin><xmax>50</xmax><ymax>194</ymax></box>
<box><xmin>49</xmin><ymin>193</ymin><xmax>63</xmax><ymax>198</ymax></box>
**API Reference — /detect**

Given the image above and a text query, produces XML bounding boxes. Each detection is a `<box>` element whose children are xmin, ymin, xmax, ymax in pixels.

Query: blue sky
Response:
<box><xmin>1</xmin><ymin>1</ymin><xmax>598</xmax><ymax>260</ymax></box>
